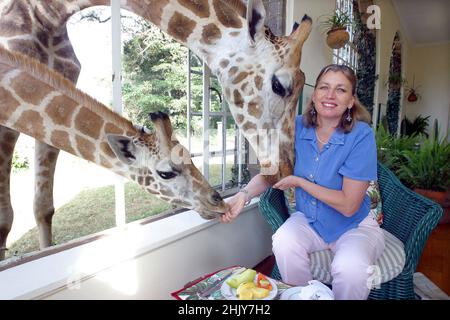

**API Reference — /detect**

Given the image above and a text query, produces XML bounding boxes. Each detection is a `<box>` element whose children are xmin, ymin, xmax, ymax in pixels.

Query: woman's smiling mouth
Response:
<box><xmin>321</xmin><ymin>102</ymin><xmax>338</xmax><ymax>108</ymax></box>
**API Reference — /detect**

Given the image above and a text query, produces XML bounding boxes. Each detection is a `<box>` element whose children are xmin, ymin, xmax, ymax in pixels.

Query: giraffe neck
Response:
<box><xmin>0</xmin><ymin>46</ymin><xmax>143</xmax><ymax>178</ymax></box>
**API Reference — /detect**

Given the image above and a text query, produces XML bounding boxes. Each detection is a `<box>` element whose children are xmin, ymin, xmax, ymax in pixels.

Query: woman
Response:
<box><xmin>221</xmin><ymin>64</ymin><xmax>385</xmax><ymax>300</ymax></box>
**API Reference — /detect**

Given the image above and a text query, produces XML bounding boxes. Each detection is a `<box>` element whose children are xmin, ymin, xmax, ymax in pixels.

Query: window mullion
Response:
<box><xmin>202</xmin><ymin>62</ymin><xmax>210</xmax><ymax>180</ymax></box>
<box><xmin>111</xmin><ymin>0</ymin><xmax>125</xmax><ymax>227</ymax></box>
<box><xmin>221</xmin><ymin>101</ymin><xmax>227</xmax><ymax>191</ymax></box>
<box><xmin>187</xmin><ymin>50</ymin><xmax>192</xmax><ymax>152</ymax></box>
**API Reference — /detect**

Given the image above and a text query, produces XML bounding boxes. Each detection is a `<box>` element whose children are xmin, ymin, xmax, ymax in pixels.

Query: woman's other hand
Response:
<box><xmin>273</xmin><ymin>175</ymin><xmax>302</xmax><ymax>191</ymax></box>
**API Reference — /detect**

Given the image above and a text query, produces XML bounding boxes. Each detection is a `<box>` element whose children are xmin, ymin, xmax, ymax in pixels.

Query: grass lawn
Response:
<box><xmin>6</xmin><ymin>182</ymin><xmax>172</xmax><ymax>259</ymax></box>
<box><xmin>6</xmin><ymin>164</ymin><xmax>234</xmax><ymax>259</ymax></box>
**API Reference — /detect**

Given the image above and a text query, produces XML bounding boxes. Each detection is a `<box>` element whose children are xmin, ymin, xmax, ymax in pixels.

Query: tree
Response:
<box><xmin>122</xmin><ymin>21</ymin><xmax>191</xmax><ymax>129</ymax></box>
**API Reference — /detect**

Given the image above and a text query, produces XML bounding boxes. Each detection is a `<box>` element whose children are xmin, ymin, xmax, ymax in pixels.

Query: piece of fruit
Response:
<box><xmin>252</xmin><ymin>287</ymin><xmax>270</xmax><ymax>299</ymax></box>
<box><xmin>237</xmin><ymin>282</ymin><xmax>256</xmax><ymax>291</ymax></box>
<box><xmin>256</xmin><ymin>273</ymin><xmax>273</xmax><ymax>290</ymax></box>
<box><xmin>226</xmin><ymin>269</ymin><xmax>257</xmax><ymax>289</ymax></box>
<box><xmin>236</xmin><ymin>282</ymin><xmax>256</xmax><ymax>300</ymax></box>
<box><xmin>237</xmin><ymin>288</ymin><xmax>253</xmax><ymax>300</ymax></box>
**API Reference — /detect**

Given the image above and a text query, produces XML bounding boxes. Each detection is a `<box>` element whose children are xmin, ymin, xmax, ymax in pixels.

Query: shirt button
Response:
<box><xmin>309</xmin><ymin>174</ymin><xmax>314</xmax><ymax>179</ymax></box>
<box><xmin>314</xmin><ymin>156</ymin><xmax>319</xmax><ymax>162</ymax></box>
<box><xmin>311</xmin><ymin>200</ymin><xmax>316</xmax><ymax>205</ymax></box>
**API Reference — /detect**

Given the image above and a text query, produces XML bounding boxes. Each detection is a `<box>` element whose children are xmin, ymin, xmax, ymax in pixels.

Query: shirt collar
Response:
<box><xmin>300</xmin><ymin>125</ymin><xmax>345</xmax><ymax>145</ymax></box>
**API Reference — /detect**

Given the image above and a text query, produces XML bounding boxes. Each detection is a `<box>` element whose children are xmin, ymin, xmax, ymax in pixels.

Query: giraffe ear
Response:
<box><xmin>149</xmin><ymin>111</ymin><xmax>174</xmax><ymax>154</ymax></box>
<box><xmin>246</xmin><ymin>0</ymin><xmax>266</xmax><ymax>46</ymax></box>
<box><xmin>106</xmin><ymin>134</ymin><xmax>137</xmax><ymax>165</ymax></box>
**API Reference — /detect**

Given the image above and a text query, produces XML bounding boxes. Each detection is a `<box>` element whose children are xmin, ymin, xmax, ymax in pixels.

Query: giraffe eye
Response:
<box><xmin>271</xmin><ymin>75</ymin><xmax>286</xmax><ymax>97</ymax></box>
<box><xmin>157</xmin><ymin>170</ymin><xmax>177</xmax><ymax>180</ymax></box>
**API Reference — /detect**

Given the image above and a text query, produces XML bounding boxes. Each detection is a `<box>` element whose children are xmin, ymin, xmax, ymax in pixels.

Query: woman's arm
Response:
<box><xmin>240</xmin><ymin>173</ymin><xmax>272</xmax><ymax>201</ymax></box>
<box><xmin>273</xmin><ymin>176</ymin><xmax>369</xmax><ymax>217</ymax></box>
<box><xmin>220</xmin><ymin>173</ymin><xmax>272</xmax><ymax>223</ymax></box>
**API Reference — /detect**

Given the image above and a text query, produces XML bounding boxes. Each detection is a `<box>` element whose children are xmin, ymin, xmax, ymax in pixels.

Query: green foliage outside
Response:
<box><xmin>12</xmin><ymin>152</ymin><xmax>30</xmax><ymax>172</ymax></box>
<box><xmin>122</xmin><ymin>21</ymin><xmax>189</xmax><ymax>129</ymax></box>
<box><xmin>122</xmin><ymin>20</ymin><xmax>223</xmax><ymax>132</ymax></box>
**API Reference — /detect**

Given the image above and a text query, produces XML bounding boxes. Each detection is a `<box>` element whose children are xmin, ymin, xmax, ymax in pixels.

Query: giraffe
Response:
<box><xmin>0</xmin><ymin>0</ymin><xmax>312</xmax><ymax>257</ymax></box>
<box><xmin>0</xmin><ymin>46</ymin><xmax>230</xmax><ymax>259</ymax></box>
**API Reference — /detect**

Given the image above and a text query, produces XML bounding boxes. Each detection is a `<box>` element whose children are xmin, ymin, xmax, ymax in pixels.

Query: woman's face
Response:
<box><xmin>312</xmin><ymin>71</ymin><xmax>355</xmax><ymax>122</ymax></box>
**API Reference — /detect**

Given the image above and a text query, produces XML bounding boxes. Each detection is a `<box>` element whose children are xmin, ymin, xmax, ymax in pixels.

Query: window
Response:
<box><xmin>5</xmin><ymin>1</ymin><xmax>287</xmax><ymax>261</ymax></box>
<box><xmin>186</xmin><ymin>53</ymin><xmax>246</xmax><ymax>194</ymax></box>
<box><xmin>332</xmin><ymin>0</ymin><xmax>358</xmax><ymax>68</ymax></box>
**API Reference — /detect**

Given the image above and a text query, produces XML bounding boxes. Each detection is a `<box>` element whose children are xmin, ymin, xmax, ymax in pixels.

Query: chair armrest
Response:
<box><xmin>258</xmin><ymin>188</ymin><xmax>290</xmax><ymax>234</ymax></box>
<box><xmin>377</xmin><ymin>163</ymin><xmax>444</xmax><ymax>275</ymax></box>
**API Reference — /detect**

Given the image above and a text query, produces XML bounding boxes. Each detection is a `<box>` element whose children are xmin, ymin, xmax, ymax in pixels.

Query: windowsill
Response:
<box><xmin>0</xmin><ymin>197</ymin><xmax>260</xmax><ymax>299</ymax></box>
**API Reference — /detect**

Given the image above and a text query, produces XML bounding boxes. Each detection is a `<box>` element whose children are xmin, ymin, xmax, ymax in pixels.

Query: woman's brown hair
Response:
<box><xmin>303</xmin><ymin>64</ymin><xmax>371</xmax><ymax>133</ymax></box>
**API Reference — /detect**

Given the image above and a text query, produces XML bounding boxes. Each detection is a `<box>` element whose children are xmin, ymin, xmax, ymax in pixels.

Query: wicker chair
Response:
<box><xmin>258</xmin><ymin>163</ymin><xmax>443</xmax><ymax>300</ymax></box>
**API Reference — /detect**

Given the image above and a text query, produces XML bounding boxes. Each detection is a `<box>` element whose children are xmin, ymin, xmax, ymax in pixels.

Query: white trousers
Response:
<box><xmin>272</xmin><ymin>212</ymin><xmax>385</xmax><ymax>300</ymax></box>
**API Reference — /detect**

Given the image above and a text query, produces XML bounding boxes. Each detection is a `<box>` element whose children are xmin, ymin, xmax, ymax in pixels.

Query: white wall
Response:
<box><xmin>373</xmin><ymin>0</ymin><xmax>449</xmax><ymax>138</ymax></box>
<box><xmin>0</xmin><ymin>202</ymin><xmax>273</xmax><ymax>299</ymax></box>
<box><xmin>404</xmin><ymin>43</ymin><xmax>450</xmax><ymax>139</ymax></box>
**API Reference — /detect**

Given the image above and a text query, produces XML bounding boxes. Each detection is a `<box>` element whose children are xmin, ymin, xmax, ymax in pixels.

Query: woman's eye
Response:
<box><xmin>337</xmin><ymin>88</ymin><xmax>346</xmax><ymax>93</ymax></box>
<box><xmin>271</xmin><ymin>75</ymin><xmax>286</xmax><ymax>97</ymax></box>
<box><xmin>157</xmin><ymin>170</ymin><xmax>177</xmax><ymax>180</ymax></box>
<box><xmin>319</xmin><ymin>86</ymin><xmax>328</xmax><ymax>90</ymax></box>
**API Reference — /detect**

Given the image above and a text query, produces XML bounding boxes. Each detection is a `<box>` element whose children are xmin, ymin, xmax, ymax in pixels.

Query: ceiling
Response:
<box><xmin>392</xmin><ymin>0</ymin><xmax>450</xmax><ymax>46</ymax></box>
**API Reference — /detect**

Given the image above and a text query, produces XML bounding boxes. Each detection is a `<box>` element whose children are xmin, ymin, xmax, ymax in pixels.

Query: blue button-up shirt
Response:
<box><xmin>294</xmin><ymin>115</ymin><xmax>377</xmax><ymax>243</ymax></box>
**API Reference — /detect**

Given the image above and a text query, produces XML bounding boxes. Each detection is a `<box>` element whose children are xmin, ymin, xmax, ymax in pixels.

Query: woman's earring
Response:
<box><xmin>310</xmin><ymin>105</ymin><xmax>317</xmax><ymax>116</ymax></box>
<box><xmin>346</xmin><ymin>108</ymin><xmax>352</xmax><ymax>122</ymax></box>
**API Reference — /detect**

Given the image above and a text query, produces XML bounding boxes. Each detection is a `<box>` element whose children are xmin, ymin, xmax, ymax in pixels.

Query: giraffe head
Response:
<box><xmin>107</xmin><ymin>112</ymin><xmax>229</xmax><ymax>220</ymax></box>
<box><xmin>210</xmin><ymin>0</ymin><xmax>313</xmax><ymax>182</ymax></box>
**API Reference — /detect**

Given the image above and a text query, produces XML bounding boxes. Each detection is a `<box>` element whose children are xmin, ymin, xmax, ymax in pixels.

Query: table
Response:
<box><xmin>171</xmin><ymin>266</ymin><xmax>292</xmax><ymax>300</ymax></box>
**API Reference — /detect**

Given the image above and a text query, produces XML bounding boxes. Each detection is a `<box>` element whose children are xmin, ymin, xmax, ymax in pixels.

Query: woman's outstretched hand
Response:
<box><xmin>220</xmin><ymin>192</ymin><xmax>247</xmax><ymax>223</ymax></box>
<box><xmin>273</xmin><ymin>175</ymin><xmax>302</xmax><ymax>191</ymax></box>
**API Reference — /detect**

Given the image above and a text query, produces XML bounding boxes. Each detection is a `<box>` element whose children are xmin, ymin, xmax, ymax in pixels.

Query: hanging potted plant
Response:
<box><xmin>405</xmin><ymin>75</ymin><xmax>421</xmax><ymax>102</ymax></box>
<box><xmin>319</xmin><ymin>10</ymin><xmax>352</xmax><ymax>49</ymax></box>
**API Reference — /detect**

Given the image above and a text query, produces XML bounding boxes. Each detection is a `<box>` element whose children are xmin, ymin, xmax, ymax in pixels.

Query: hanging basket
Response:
<box><xmin>326</xmin><ymin>28</ymin><xmax>350</xmax><ymax>49</ymax></box>
<box><xmin>407</xmin><ymin>91</ymin><xmax>418</xmax><ymax>102</ymax></box>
